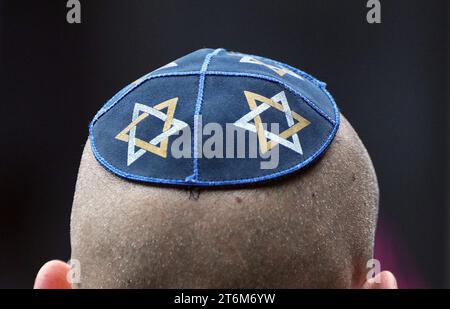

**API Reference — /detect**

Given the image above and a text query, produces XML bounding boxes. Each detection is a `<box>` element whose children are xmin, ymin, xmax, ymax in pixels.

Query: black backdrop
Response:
<box><xmin>0</xmin><ymin>0</ymin><xmax>448</xmax><ymax>288</ymax></box>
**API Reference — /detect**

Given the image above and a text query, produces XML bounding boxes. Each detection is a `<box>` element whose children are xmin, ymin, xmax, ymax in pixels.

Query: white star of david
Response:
<box><xmin>234</xmin><ymin>91</ymin><xmax>310</xmax><ymax>155</ymax></box>
<box><xmin>116</xmin><ymin>99</ymin><xmax>188</xmax><ymax>166</ymax></box>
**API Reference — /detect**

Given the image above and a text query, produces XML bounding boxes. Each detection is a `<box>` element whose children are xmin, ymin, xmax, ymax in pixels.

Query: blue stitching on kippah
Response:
<box><xmin>321</xmin><ymin>86</ymin><xmax>340</xmax><ymax>131</ymax></box>
<box><xmin>91</xmin><ymin>71</ymin><xmax>202</xmax><ymax>125</ymax></box>
<box><xmin>245</xmin><ymin>54</ymin><xmax>340</xmax><ymax>127</ymax></box>
<box><xmin>187</xmin><ymin>48</ymin><xmax>224</xmax><ymax>183</ymax></box>
<box><xmin>205</xmin><ymin>71</ymin><xmax>336</xmax><ymax>125</ymax></box>
<box><xmin>250</xmin><ymin>53</ymin><xmax>328</xmax><ymax>89</ymax></box>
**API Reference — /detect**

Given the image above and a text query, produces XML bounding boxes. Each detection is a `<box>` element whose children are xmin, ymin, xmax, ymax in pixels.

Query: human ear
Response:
<box><xmin>361</xmin><ymin>271</ymin><xmax>398</xmax><ymax>289</ymax></box>
<box><xmin>33</xmin><ymin>260</ymin><xmax>72</xmax><ymax>289</ymax></box>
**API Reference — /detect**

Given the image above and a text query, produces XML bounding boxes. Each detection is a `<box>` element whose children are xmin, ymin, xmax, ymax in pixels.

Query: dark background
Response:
<box><xmin>0</xmin><ymin>0</ymin><xmax>448</xmax><ymax>288</ymax></box>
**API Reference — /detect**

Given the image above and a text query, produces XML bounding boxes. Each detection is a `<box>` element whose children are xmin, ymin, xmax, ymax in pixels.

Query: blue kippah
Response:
<box><xmin>89</xmin><ymin>48</ymin><xmax>340</xmax><ymax>186</ymax></box>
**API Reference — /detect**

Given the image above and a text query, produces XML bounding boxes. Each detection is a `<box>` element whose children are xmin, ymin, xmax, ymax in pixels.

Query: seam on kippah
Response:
<box><xmin>91</xmin><ymin>71</ymin><xmax>202</xmax><ymax>125</ymax></box>
<box><xmin>259</xmin><ymin>55</ymin><xmax>340</xmax><ymax>126</ymax></box>
<box><xmin>187</xmin><ymin>48</ymin><xmax>224</xmax><ymax>183</ymax></box>
<box><xmin>320</xmin><ymin>85</ymin><xmax>340</xmax><ymax>129</ymax></box>
<box><xmin>253</xmin><ymin>55</ymin><xmax>340</xmax><ymax>126</ymax></box>
<box><xmin>205</xmin><ymin>71</ymin><xmax>336</xmax><ymax>125</ymax></box>
<box><xmin>252</xmin><ymin>54</ymin><xmax>327</xmax><ymax>89</ymax></box>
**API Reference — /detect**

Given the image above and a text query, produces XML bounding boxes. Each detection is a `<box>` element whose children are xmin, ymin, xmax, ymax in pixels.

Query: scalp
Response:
<box><xmin>70</xmin><ymin>114</ymin><xmax>378</xmax><ymax>288</ymax></box>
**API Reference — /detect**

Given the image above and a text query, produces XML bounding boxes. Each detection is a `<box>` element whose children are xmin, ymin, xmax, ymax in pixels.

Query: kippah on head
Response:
<box><xmin>89</xmin><ymin>48</ymin><xmax>340</xmax><ymax>186</ymax></box>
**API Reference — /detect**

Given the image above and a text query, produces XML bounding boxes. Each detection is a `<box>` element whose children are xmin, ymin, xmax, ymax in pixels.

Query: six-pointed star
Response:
<box><xmin>115</xmin><ymin>97</ymin><xmax>188</xmax><ymax>165</ymax></box>
<box><xmin>240</xmin><ymin>56</ymin><xmax>305</xmax><ymax>80</ymax></box>
<box><xmin>234</xmin><ymin>91</ymin><xmax>311</xmax><ymax>155</ymax></box>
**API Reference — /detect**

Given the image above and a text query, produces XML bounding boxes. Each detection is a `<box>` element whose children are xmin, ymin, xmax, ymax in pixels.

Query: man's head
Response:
<box><xmin>34</xmin><ymin>115</ymin><xmax>396</xmax><ymax>289</ymax></box>
<box><xmin>34</xmin><ymin>49</ymin><xmax>397</xmax><ymax>289</ymax></box>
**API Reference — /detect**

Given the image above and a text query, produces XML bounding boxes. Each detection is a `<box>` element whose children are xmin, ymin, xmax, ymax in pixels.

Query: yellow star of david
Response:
<box><xmin>239</xmin><ymin>91</ymin><xmax>311</xmax><ymax>154</ymax></box>
<box><xmin>115</xmin><ymin>97</ymin><xmax>188</xmax><ymax>163</ymax></box>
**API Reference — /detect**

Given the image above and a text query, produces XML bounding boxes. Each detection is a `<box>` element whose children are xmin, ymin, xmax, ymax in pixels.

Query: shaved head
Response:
<box><xmin>70</xmin><ymin>114</ymin><xmax>379</xmax><ymax>288</ymax></box>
